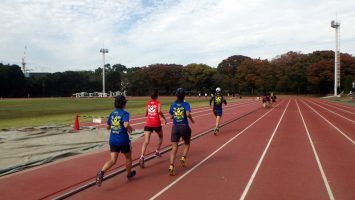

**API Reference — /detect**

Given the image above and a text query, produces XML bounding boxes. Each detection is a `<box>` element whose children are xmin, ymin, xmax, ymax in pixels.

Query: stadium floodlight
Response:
<box><xmin>100</xmin><ymin>48</ymin><xmax>109</xmax><ymax>96</ymax></box>
<box><xmin>331</xmin><ymin>19</ymin><xmax>340</xmax><ymax>96</ymax></box>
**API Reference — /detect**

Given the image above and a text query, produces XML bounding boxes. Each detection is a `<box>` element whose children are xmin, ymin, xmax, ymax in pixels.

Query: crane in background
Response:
<box><xmin>21</xmin><ymin>46</ymin><xmax>32</xmax><ymax>77</ymax></box>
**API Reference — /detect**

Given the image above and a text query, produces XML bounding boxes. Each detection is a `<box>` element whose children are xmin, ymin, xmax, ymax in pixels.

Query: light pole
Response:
<box><xmin>331</xmin><ymin>20</ymin><xmax>340</xmax><ymax>96</ymax></box>
<box><xmin>100</xmin><ymin>48</ymin><xmax>109</xmax><ymax>96</ymax></box>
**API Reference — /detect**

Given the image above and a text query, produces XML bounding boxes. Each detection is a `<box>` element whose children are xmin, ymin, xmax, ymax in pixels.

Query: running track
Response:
<box><xmin>0</xmin><ymin>97</ymin><xmax>354</xmax><ymax>200</ymax></box>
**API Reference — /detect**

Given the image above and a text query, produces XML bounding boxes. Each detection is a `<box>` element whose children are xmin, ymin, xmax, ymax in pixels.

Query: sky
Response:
<box><xmin>1</xmin><ymin>0</ymin><xmax>355</xmax><ymax>72</ymax></box>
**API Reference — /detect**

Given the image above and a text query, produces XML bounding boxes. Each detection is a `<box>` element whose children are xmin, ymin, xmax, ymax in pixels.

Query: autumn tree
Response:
<box><xmin>127</xmin><ymin>64</ymin><xmax>183</xmax><ymax>95</ymax></box>
<box><xmin>0</xmin><ymin>64</ymin><xmax>26</xmax><ymax>97</ymax></box>
<box><xmin>180</xmin><ymin>63</ymin><xmax>216</xmax><ymax>94</ymax></box>
<box><xmin>271</xmin><ymin>51</ymin><xmax>309</xmax><ymax>93</ymax></box>
<box><xmin>237</xmin><ymin>59</ymin><xmax>273</xmax><ymax>94</ymax></box>
<box><xmin>306</xmin><ymin>60</ymin><xmax>334</xmax><ymax>94</ymax></box>
<box><xmin>217</xmin><ymin>55</ymin><xmax>251</xmax><ymax>93</ymax></box>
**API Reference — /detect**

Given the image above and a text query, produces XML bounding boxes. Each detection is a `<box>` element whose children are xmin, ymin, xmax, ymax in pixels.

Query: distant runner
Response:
<box><xmin>271</xmin><ymin>93</ymin><xmax>277</xmax><ymax>102</ymax></box>
<box><xmin>210</xmin><ymin>87</ymin><xmax>227</xmax><ymax>135</ymax></box>
<box><xmin>168</xmin><ymin>88</ymin><xmax>195</xmax><ymax>176</ymax></box>
<box><xmin>139</xmin><ymin>89</ymin><xmax>167</xmax><ymax>168</ymax></box>
<box><xmin>262</xmin><ymin>93</ymin><xmax>271</xmax><ymax>108</ymax></box>
<box><xmin>96</xmin><ymin>95</ymin><xmax>136</xmax><ymax>186</ymax></box>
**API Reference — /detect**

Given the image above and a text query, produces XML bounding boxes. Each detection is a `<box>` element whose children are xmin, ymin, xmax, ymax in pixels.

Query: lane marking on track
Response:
<box><xmin>320</xmin><ymin>99</ymin><xmax>355</xmax><ymax>111</ymax></box>
<box><xmin>53</xmin><ymin>101</ymin><xmax>270</xmax><ymax>200</ymax></box>
<box><xmin>129</xmin><ymin>101</ymin><xmax>245</xmax><ymax>122</ymax></box>
<box><xmin>239</xmin><ymin>99</ymin><xmax>290</xmax><ymax>200</ymax></box>
<box><xmin>296</xmin><ymin>100</ymin><xmax>335</xmax><ymax>200</ymax></box>
<box><xmin>301</xmin><ymin>100</ymin><xmax>355</xmax><ymax>145</ymax></box>
<box><xmin>83</xmin><ymin>100</ymin><xmax>256</xmax><ymax>127</ymax></box>
<box><xmin>306</xmin><ymin>99</ymin><xmax>355</xmax><ymax>124</ymax></box>
<box><xmin>149</xmin><ymin>101</ymin><xmax>284</xmax><ymax>200</ymax></box>
<box><xmin>131</xmin><ymin>101</ymin><xmax>259</xmax><ymax>126</ymax></box>
<box><xmin>312</xmin><ymin>99</ymin><xmax>355</xmax><ymax>115</ymax></box>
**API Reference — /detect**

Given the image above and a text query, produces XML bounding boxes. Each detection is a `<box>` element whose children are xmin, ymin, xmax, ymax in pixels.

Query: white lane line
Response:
<box><xmin>301</xmin><ymin>100</ymin><xmax>355</xmax><ymax>145</ymax></box>
<box><xmin>306</xmin><ymin>99</ymin><xmax>355</xmax><ymax>124</ymax></box>
<box><xmin>89</xmin><ymin>101</ymin><xmax>254</xmax><ymax>126</ymax></box>
<box><xmin>149</xmin><ymin>101</ymin><xmax>284</xmax><ymax>200</ymax></box>
<box><xmin>311</xmin><ymin>99</ymin><xmax>355</xmax><ymax>115</ymax></box>
<box><xmin>239</xmin><ymin>99</ymin><xmax>290</xmax><ymax>200</ymax></box>
<box><xmin>130</xmin><ymin>101</ymin><xmax>253</xmax><ymax>121</ymax></box>
<box><xmin>93</xmin><ymin>101</ymin><xmax>259</xmax><ymax>129</ymax></box>
<box><xmin>320</xmin><ymin>99</ymin><xmax>355</xmax><ymax>111</ymax></box>
<box><xmin>131</xmin><ymin>101</ymin><xmax>259</xmax><ymax>126</ymax></box>
<box><xmin>296</xmin><ymin>100</ymin><xmax>335</xmax><ymax>200</ymax></box>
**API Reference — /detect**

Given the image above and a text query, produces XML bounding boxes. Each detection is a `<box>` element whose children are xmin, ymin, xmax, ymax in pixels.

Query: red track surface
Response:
<box><xmin>0</xmin><ymin>98</ymin><xmax>354</xmax><ymax>200</ymax></box>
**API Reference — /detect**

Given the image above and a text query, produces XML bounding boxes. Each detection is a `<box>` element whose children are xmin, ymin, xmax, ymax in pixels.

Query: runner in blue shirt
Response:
<box><xmin>168</xmin><ymin>88</ymin><xmax>195</xmax><ymax>176</ymax></box>
<box><xmin>210</xmin><ymin>87</ymin><xmax>227</xmax><ymax>135</ymax></box>
<box><xmin>96</xmin><ymin>95</ymin><xmax>136</xmax><ymax>186</ymax></box>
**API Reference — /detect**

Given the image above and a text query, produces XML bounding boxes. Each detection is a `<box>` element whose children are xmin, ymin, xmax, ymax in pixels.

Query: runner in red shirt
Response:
<box><xmin>139</xmin><ymin>89</ymin><xmax>167</xmax><ymax>168</ymax></box>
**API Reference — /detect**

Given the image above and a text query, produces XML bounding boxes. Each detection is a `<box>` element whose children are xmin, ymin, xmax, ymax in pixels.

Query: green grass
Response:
<box><xmin>326</xmin><ymin>96</ymin><xmax>355</xmax><ymax>106</ymax></box>
<box><xmin>0</xmin><ymin>97</ymin><xmax>228</xmax><ymax>129</ymax></box>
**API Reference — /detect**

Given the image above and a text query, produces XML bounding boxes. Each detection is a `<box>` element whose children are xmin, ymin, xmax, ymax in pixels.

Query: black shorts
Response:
<box><xmin>110</xmin><ymin>144</ymin><xmax>131</xmax><ymax>153</ymax></box>
<box><xmin>213</xmin><ymin>109</ymin><xmax>223</xmax><ymax>117</ymax></box>
<box><xmin>144</xmin><ymin>126</ymin><xmax>162</xmax><ymax>133</ymax></box>
<box><xmin>171</xmin><ymin>125</ymin><xmax>191</xmax><ymax>144</ymax></box>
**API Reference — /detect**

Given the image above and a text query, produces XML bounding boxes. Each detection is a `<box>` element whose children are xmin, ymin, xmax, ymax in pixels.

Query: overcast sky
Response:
<box><xmin>1</xmin><ymin>0</ymin><xmax>354</xmax><ymax>72</ymax></box>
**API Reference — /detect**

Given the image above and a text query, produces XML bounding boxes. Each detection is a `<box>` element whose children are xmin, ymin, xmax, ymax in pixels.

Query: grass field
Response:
<box><xmin>0</xmin><ymin>97</ymin><xmax>233</xmax><ymax>129</ymax></box>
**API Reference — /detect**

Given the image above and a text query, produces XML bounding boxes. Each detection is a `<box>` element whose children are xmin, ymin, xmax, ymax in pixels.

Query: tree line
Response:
<box><xmin>1</xmin><ymin>50</ymin><xmax>354</xmax><ymax>98</ymax></box>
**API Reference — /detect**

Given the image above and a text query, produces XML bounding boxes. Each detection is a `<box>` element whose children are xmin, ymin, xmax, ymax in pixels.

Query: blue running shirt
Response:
<box><xmin>169</xmin><ymin>101</ymin><xmax>191</xmax><ymax>125</ymax></box>
<box><xmin>213</xmin><ymin>94</ymin><xmax>224</xmax><ymax>110</ymax></box>
<box><xmin>107</xmin><ymin>109</ymin><xmax>130</xmax><ymax>146</ymax></box>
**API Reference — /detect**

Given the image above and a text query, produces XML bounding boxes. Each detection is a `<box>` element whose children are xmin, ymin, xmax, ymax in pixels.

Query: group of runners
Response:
<box><xmin>259</xmin><ymin>93</ymin><xmax>276</xmax><ymax>108</ymax></box>
<box><xmin>95</xmin><ymin>87</ymin><xmax>228</xmax><ymax>186</ymax></box>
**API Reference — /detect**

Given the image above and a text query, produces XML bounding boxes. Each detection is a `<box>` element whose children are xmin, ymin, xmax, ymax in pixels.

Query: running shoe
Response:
<box><xmin>96</xmin><ymin>170</ymin><xmax>104</xmax><ymax>187</ymax></box>
<box><xmin>213</xmin><ymin>127</ymin><xmax>219</xmax><ymax>135</ymax></box>
<box><xmin>155</xmin><ymin>150</ymin><xmax>161</xmax><ymax>157</ymax></box>
<box><xmin>169</xmin><ymin>164</ymin><xmax>176</xmax><ymax>176</ymax></box>
<box><xmin>139</xmin><ymin>156</ymin><xmax>145</xmax><ymax>168</ymax></box>
<box><xmin>127</xmin><ymin>170</ymin><xmax>136</xmax><ymax>180</ymax></box>
<box><xmin>180</xmin><ymin>156</ymin><xmax>187</xmax><ymax>168</ymax></box>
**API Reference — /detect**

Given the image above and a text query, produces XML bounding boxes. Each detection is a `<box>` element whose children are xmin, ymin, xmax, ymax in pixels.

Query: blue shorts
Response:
<box><xmin>213</xmin><ymin>109</ymin><xmax>223</xmax><ymax>117</ymax></box>
<box><xmin>110</xmin><ymin>144</ymin><xmax>131</xmax><ymax>153</ymax></box>
<box><xmin>171</xmin><ymin>125</ymin><xmax>191</xmax><ymax>144</ymax></box>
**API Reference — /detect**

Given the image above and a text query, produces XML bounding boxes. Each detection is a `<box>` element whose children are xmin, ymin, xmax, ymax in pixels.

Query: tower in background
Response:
<box><xmin>331</xmin><ymin>19</ymin><xmax>340</xmax><ymax>96</ymax></box>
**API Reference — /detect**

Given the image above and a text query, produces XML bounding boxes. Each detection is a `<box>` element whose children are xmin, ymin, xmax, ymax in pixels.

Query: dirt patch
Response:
<box><xmin>0</xmin><ymin>125</ymin><xmax>144</xmax><ymax>176</ymax></box>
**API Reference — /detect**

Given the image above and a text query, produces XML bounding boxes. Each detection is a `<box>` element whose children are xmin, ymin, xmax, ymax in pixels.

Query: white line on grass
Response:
<box><xmin>313</xmin><ymin>99</ymin><xmax>355</xmax><ymax>115</ymax></box>
<box><xmin>301</xmin><ymin>100</ymin><xmax>355</xmax><ymax>145</ymax></box>
<box><xmin>149</xmin><ymin>101</ymin><xmax>283</xmax><ymax>200</ymax></box>
<box><xmin>239</xmin><ymin>99</ymin><xmax>290</xmax><ymax>200</ymax></box>
<box><xmin>296</xmin><ymin>100</ymin><xmax>335</xmax><ymax>200</ymax></box>
<box><xmin>306</xmin><ymin>99</ymin><xmax>355</xmax><ymax>124</ymax></box>
<box><xmin>320</xmin><ymin>99</ymin><xmax>355</xmax><ymax>111</ymax></box>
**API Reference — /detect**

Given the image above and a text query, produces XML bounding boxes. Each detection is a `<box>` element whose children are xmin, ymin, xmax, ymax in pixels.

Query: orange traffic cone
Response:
<box><xmin>73</xmin><ymin>113</ymin><xmax>80</xmax><ymax>130</ymax></box>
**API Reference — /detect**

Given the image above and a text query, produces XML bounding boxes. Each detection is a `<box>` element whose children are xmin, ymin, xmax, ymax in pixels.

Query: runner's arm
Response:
<box><xmin>186</xmin><ymin>111</ymin><xmax>195</xmax><ymax>124</ymax></box>
<box><xmin>107</xmin><ymin>115</ymin><xmax>111</xmax><ymax>130</ymax></box>
<box><xmin>145</xmin><ymin>104</ymin><xmax>148</xmax><ymax>116</ymax></box>
<box><xmin>124</xmin><ymin>122</ymin><xmax>134</xmax><ymax>134</ymax></box>
<box><xmin>169</xmin><ymin>105</ymin><xmax>174</xmax><ymax>119</ymax></box>
<box><xmin>209</xmin><ymin>97</ymin><xmax>214</xmax><ymax>107</ymax></box>
<box><xmin>158</xmin><ymin>104</ymin><xmax>167</xmax><ymax>124</ymax></box>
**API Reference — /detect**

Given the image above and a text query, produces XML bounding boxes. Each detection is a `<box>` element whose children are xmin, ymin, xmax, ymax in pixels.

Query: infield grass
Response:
<box><xmin>0</xmin><ymin>97</ymin><xmax>236</xmax><ymax>129</ymax></box>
